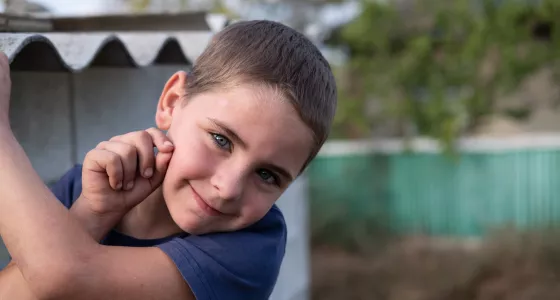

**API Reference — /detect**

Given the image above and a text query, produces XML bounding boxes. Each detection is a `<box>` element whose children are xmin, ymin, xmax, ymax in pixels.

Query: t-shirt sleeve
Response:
<box><xmin>157</xmin><ymin>206</ymin><xmax>287</xmax><ymax>300</ymax></box>
<box><xmin>49</xmin><ymin>165</ymin><xmax>83</xmax><ymax>209</ymax></box>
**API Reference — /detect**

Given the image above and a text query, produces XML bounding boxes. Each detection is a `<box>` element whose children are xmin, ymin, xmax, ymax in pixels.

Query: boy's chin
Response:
<box><xmin>170</xmin><ymin>212</ymin><xmax>225</xmax><ymax>236</ymax></box>
<box><xmin>172</xmin><ymin>214</ymin><xmax>253</xmax><ymax>236</ymax></box>
<box><xmin>177</xmin><ymin>223</ymin><xmax>232</xmax><ymax>236</ymax></box>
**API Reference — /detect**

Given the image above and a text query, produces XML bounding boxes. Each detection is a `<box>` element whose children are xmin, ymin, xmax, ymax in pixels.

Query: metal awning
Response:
<box><xmin>0</xmin><ymin>12</ymin><xmax>220</xmax><ymax>72</ymax></box>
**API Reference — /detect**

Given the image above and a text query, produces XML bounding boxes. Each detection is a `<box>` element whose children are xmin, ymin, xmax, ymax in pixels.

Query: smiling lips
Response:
<box><xmin>190</xmin><ymin>186</ymin><xmax>224</xmax><ymax>217</ymax></box>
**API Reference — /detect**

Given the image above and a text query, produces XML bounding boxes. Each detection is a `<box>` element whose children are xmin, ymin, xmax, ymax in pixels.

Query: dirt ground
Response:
<box><xmin>311</xmin><ymin>231</ymin><xmax>560</xmax><ymax>300</ymax></box>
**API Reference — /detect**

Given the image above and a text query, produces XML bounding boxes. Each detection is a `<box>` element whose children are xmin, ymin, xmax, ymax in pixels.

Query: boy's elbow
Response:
<box><xmin>28</xmin><ymin>264</ymin><xmax>75</xmax><ymax>300</ymax></box>
<box><xmin>26</xmin><ymin>259</ymin><xmax>87</xmax><ymax>300</ymax></box>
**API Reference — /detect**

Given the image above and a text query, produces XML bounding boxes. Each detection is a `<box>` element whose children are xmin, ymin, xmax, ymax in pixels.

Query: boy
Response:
<box><xmin>0</xmin><ymin>20</ymin><xmax>336</xmax><ymax>300</ymax></box>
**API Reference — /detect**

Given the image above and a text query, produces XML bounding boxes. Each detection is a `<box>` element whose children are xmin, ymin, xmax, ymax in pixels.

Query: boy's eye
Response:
<box><xmin>257</xmin><ymin>169</ymin><xmax>278</xmax><ymax>185</ymax></box>
<box><xmin>211</xmin><ymin>133</ymin><xmax>232</xmax><ymax>151</ymax></box>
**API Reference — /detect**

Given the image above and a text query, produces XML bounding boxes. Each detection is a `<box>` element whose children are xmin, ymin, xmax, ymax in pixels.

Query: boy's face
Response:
<box><xmin>156</xmin><ymin>72</ymin><xmax>314</xmax><ymax>235</ymax></box>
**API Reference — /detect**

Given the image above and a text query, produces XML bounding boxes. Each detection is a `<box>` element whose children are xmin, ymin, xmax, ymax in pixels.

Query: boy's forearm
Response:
<box><xmin>0</xmin><ymin>129</ymin><xmax>99</xmax><ymax>296</ymax></box>
<box><xmin>70</xmin><ymin>198</ymin><xmax>122</xmax><ymax>242</ymax></box>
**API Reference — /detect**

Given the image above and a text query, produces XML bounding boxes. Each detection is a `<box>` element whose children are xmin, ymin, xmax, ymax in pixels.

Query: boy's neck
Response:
<box><xmin>114</xmin><ymin>187</ymin><xmax>183</xmax><ymax>240</ymax></box>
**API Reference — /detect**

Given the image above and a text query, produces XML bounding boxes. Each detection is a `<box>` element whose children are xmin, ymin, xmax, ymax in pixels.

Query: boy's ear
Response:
<box><xmin>155</xmin><ymin>71</ymin><xmax>188</xmax><ymax>130</ymax></box>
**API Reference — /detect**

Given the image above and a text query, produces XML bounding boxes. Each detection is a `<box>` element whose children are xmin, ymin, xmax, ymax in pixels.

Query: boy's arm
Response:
<box><xmin>0</xmin><ymin>262</ymin><xmax>39</xmax><ymax>300</ymax></box>
<box><xmin>0</xmin><ymin>197</ymin><xmax>122</xmax><ymax>300</ymax></box>
<box><xmin>69</xmin><ymin>196</ymin><xmax>119</xmax><ymax>242</ymax></box>
<box><xmin>0</xmin><ymin>54</ymin><xmax>194</xmax><ymax>300</ymax></box>
<box><xmin>0</xmin><ymin>196</ymin><xmax>182</xmax><ymax>299</ymax></box>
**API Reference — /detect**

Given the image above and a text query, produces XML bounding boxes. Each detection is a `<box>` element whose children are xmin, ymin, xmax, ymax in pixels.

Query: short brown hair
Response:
<box><xmin>186</xmin><ymin>20</ymin><xmax>337</xmax><ymax>171</ymax></box>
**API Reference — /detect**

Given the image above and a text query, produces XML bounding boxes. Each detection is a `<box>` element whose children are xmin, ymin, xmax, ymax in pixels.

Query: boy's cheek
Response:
<box><xmin>165</xmin><ymin>146</ymin><xmax>215</xmax><ymax>187</ymax></box>
<box><xmin>237</xmin><ymin>198</ymin><xmax>277</xmax><ymax>226</ymax></box>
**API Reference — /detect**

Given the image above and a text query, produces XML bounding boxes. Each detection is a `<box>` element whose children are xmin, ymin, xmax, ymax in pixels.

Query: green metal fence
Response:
<box><xmin>307</xmin><ymin>137</ymin><xmax>560</xmax><ymax>240</ymax></box>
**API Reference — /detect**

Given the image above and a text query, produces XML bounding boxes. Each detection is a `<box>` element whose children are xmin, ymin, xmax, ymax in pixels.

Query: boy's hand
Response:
<box><xmin>80</xmin><ymin>128</ymin><xmax>174</xmax><ymax>218</ymax></box>
<box><xmin>0</xmin><ymin>52</ymin><xmax>11</xmax><ymax>128</ymax></box>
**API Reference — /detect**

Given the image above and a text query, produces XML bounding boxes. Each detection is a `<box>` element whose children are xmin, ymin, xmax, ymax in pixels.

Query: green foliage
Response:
<box><xmin>331</xmin><ymin>0</ymin><xmax>560</xmax><ymax>151</ymax></box>
<box><xmin>210</xmin><ymin>0</ymin><xmax>237</xmax><ymax>18</ymax></box>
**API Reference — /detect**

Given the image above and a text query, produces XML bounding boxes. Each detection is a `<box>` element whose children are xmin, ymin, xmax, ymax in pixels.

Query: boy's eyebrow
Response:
<box><xmin>207</xmin><ymin>117</ymin><xmax>295</xmax><ymax>182</ymax></box>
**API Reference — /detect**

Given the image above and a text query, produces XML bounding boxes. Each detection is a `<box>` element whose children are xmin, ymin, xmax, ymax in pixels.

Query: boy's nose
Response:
<box><xmin>210</xmin><ymin>165</ymin><xmax>245</xmax><ymax>203</ymax></box>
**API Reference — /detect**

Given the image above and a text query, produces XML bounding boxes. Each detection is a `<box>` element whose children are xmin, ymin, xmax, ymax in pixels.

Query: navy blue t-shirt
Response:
<box><xmin>50</xmin><ymin>165</ymin><xmax>287</xmax><ymax>300</ymax></box>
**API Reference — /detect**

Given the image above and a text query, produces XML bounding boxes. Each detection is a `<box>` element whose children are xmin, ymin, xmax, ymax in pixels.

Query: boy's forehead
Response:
<box><xmin>191</xmin><ymin>84</ymin><xmax>297</xmax><ymax>121</ymax></box>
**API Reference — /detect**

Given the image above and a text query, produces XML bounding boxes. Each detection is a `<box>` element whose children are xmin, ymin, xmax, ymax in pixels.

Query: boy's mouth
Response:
<box><xmin>190</xmin><ymin>185</ymin><xmax>224</xmax><ymax>217</ymax></box>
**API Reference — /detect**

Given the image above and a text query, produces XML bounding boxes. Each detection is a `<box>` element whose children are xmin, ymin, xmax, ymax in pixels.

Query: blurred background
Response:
<box><xmin>4</xmin><ymin>0</ymin><xmax>560</xmax><ymax>299</ymax></box>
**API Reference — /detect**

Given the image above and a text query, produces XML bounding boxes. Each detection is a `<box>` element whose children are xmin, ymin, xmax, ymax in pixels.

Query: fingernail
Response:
<box><xmin>116</xmin><ymin>182</ymin><xmax>123</xmax><ymax>190</ymax></box>
<box><xmin>144</xmin><ymin>168</ymin><xmax>153</xmax><ymax>178</ymax></box>
<box><xmin>164</xmin><ymin>141</ymin><xmax>174</xmax><ymax>148</ymax></box>
<box><xmin>126</xmin><ymin>181</ymin><xmax>134</xmax><ymax>190</ymax></box>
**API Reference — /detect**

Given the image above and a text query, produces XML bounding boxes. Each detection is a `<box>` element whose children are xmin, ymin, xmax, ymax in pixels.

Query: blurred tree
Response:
<box><xmin>328</xmin><ymin>0</ymin><xmax>560</xmax><ymax>151</ymax></box>
<box><xmin>118</xmin><ymin>0</ymin><xmax>560</xmax><ymax>151</ymax></box>
<box><xmin>120</xmin><ymin>0</ymin><xmax>240</xmax><ymax>19</ymax></box>
<box><xmin>240</xmin><ymin>0</ymin><xmax>351</xmax><ymax>32</ymax></box>
<box><xmin>124</xmin><ymin>0</ymin><xmax>203</xmax><ymax>13</ymax></box>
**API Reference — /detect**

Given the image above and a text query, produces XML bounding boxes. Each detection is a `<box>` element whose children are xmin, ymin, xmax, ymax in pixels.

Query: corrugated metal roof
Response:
<box><xmin>0</xmin><ymin>12</ymin><xmax>221</xmax><ymax>72</ymax></box>
<box><xmin>0</xmin><ymin>31</ymin><xmax>213</xmax><ymax>71</ymax></box>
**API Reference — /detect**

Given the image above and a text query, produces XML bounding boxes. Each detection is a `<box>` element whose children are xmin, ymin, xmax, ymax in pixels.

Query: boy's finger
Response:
<box><xmin>134</xmin><ymin>130</ymin><xmax>157</xmax><ymax>179</ymax></box>
<box><xmin>145</xmin><ymin>127</ymin><xmax>174</xmax><ymax>153</ymax></box>
<box><xmin>149</xmin><ymin>151</ymin><xmax>172</xmax><ymax>188</ymax></box>
<box><xmin>111</xmin><ymin>131</ymin><xmax>155</xmax><ymax>180</ymax></box>
<box><xmin>96</xmin><ymin>141</ymin><xmax>138</xmax><ymax>190</ymax></box>
<box><xmin>84</xmin><ymin>149</ymin><xmax>124</xmax><ymax>190</ymax></box>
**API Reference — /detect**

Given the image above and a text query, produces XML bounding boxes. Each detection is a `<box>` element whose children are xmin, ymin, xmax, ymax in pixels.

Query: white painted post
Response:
<box><xmin>270</xmin><ymin>176</ymin><xmax>311</xmax><ymax>300</ymax></box>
